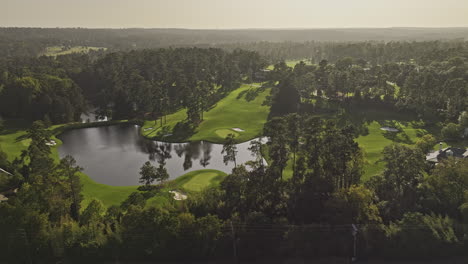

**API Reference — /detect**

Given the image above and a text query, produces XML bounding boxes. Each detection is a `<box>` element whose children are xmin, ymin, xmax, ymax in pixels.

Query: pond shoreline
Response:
<box><xmin>56</xmin><ymin>123</ymin><xmax>265</xmax><ymax>186</ymax></box>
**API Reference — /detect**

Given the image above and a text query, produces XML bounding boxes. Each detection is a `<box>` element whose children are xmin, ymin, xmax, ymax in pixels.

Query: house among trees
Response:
<box><xmin>426</xmin><ymin>146</ymin><xmax>468</xmax><ymax>164</ymax></box>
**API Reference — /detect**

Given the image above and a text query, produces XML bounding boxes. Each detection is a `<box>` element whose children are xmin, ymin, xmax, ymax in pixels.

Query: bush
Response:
<box><xmin>380</xmin><ymin>213</ymin><xmax>462</xmax><ymax>258</ymax></box>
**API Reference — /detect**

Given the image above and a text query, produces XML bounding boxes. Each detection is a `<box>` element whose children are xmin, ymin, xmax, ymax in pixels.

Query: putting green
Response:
<box><xmin>182</xmin><ymin>172</ymin><xmax>223</xmax><ymax>192</ymax></box>
<box><xmin>214</xmin><ymin>129</ymin><xmax>239</xmax><ymax>139</ymax></box>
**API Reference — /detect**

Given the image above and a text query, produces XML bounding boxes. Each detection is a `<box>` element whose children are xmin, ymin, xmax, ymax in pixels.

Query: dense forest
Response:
<box><xmin>220</xmin><ymin>40</ymin><xmax>468</xmax><ymax>64</ymax></box>
<box><xmin>1</xmin><ymin>37</ymin><xmax>468</xmax><ymax>262</ymax></box>
<box><xmin>1</xmin><ymin>27</ymin><xmax>468</xmax><ymax>58</ymax></box>
<box><xmin>0</xmin><ymin>48</ymin><xmax>265</xmax><ymax>124</ymax></box>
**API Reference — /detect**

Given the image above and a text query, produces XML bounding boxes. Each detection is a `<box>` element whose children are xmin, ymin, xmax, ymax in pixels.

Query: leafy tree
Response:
<box><xmin>270</xmin><ymin>76</ymin><xmax>300</xmax><ymax>117</ymax></box>
<box><xmin>80</xmin><ymin>199</ymin><xmax>104</xmax><ymax>226</ymax></box>
<box><xmin>459</xmin><ymin>111</ymin><xmax>468</xmax><ymax>128</ymax></box>
<box><xmin>371</xmin><ymin>144</ymin><xmax>425</xmax><ymax>219</ymax></box>
<box><xmin>121</xmin><ymin>192</ymin><xmax>146</xmax><ymax>210</ymax></box>
<box><xmin>155</xmin><ymin>163</ymin><xmax>169</xmax><ymax>184</ymax></box>
<box><xmin>383</xmin><ymin>213</ymin><xmax>459</xmax><ymax>257</ymax></box>
<box><xmin>57</xmin><ymin>155</ymin><xmax>83</xmax><ymax>221</ymax></box>
<box><xmin>222</xmin><ymin>133</ymin><xmax>238</xmax><ymax>167</ymax></box>
<box><xmin>264</xmin><ymin>117</ymin><xmax>289</xmax><ymax>179</ymax></box>
<box><xmin>442</xmin><ymin>123</ymin><xmax>461</xmax><ymax>140</ymax></box>
<box><xmin>415</xmin><ymin>134</ymin><xmax>437</xmax><ymax>154</ymax></box>
<box><xmin>248</xmin><ymin>139</ymin><xmax>264</xmax><ymax>166</ymax></box>
<box><xmin>139</xmin><ymin>161</ymin><xmax>157</xmax><ymax>186</ymax></box>
<box><xmin>324</xmin><ymin>185</ymin><xmax>382</xmax><ymax>225</ymax></box>
<box><xmin>421</xmin><ymin>158</ymin><xmax>468</xmax><ymax>218</ymax></box>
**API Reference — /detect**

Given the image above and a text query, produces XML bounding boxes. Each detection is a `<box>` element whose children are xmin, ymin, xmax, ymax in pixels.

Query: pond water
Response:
<box><xmin>57</xmin><ymin>124</ymin><xmax>265</xmax><ymax>186</ymax></box>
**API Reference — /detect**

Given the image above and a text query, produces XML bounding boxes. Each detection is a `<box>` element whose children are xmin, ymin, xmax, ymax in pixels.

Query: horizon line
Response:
<box><xmin>2</xmin><ymin>26</ymin><xmax>468</xmax><ymax>30</ymax></box>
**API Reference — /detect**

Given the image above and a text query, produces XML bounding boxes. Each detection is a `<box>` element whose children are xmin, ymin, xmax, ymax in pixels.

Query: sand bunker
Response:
<box><xmin>232</xmin><ymin>128</ymin><xmax>245</xmax><ymax>132</ymax></box>
<box><xmin>169</xmin><ymin>190</ymin><xmax>187</xmax><ymax>201</ymax></box>
<box><xmin>45</xmin><ymin>140</ymin><xmax>57</xmax><ymax>146</ymax></box>
<box><xmin>380</xmin><ymin>127</ymin><xmax>399</xmax><ymax>132</ymax></box>
<box><xmin>143</xmin><ymin>127</ymin><xmax>153</xmax><ymax>131</ymax></box>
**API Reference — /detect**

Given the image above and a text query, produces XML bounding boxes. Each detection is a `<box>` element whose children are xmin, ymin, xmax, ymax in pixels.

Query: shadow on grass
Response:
<box><xmin>236</xmin><ymin>84</ymin><xmax>268</xmax><ymax>102</ymax></box>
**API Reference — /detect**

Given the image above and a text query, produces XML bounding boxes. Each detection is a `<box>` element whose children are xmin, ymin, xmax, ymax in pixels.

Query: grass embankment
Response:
<box><xmin>42</xmin><ymin>46</ymin><xmax>106</xmax><ymax>57</ymax></box>
<box><xmin>145</xmin><ymin>169</ymin><xmax>227</xmax><ymax>207</ymax></box>
<box><xmin>142</xmin><ymin>83</ymin><xmax>271</xmax><ymax>143</ymax></box>
<box><xmin>1</xmin><ymin>120</ymin><xmax>227</xmax><ymax>208</ymax></box>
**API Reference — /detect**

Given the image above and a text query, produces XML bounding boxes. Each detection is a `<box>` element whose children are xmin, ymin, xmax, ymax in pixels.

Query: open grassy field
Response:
<box><xmin>43</xmin><ymin>46</ymin><xmax>106</xmax><ymax>57</ymax></box>
<box><xmin>142</xmin><ymin>83</ymin><xmax>271</xmax><ymax>143</ymax></box>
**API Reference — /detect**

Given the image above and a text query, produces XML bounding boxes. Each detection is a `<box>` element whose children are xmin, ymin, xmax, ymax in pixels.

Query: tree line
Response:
<box><xmin>267</xmin><ymin>55</ymin><xmax>467</xmax><ymax>129</ymax></box>
<box><xmin>0</xmin><ymin>48</ymin><xmax>266</xmax><ymax>125</ymax></box>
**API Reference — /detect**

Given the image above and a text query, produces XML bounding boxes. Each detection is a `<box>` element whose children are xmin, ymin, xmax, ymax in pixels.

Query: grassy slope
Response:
<box><xmin>145</xmin><ymin>169</ymin><xmax>227</xmax><ymax>208</ymax></box>
<box><xmin>190</xmin><ymin>83</ymin><xmax>270</xmax><ymax>143</ymax></box>
<box><xmin>142</xmin><ymin>83</ymin><xmax>271</xmax><ymax>143</ymax></box>
<box><xmin>141</xmin><ymin>109</ymin><xmax>187</xmax><ymax>139</ymax></box>
<box><xmin>176</xmin><ymin>169</ymin><xmax>227</xmax><ymax>192</ymax></box>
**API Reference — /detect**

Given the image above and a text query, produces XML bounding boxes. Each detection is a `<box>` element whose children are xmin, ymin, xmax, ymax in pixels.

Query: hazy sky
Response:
<box><xmin>2</xmin><ymin>0</ymin><xmax>468</xmax><ymax>28</ymax></box>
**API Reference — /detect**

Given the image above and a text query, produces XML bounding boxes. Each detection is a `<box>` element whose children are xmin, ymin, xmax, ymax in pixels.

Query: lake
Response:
<box><xmin>57</xmin><ymin>124</ymin><xmax>265</xmax><ymax>186</ymax></box>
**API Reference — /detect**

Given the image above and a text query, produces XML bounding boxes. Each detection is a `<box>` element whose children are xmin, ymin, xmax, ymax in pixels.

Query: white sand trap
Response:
<box><xmin>380</xmin><ymin>127</ymin><xmax>399</xmax><ymax>132</ymax></box>
<box><xmin>232</xmin><ymin>128</ymin><xmax>245</xmax><ymax>132</ymax></box>
<box><xmin>143</xmin><ymin>127</ymin><xmax>153</xmax><ymax>131</ymax></box>
<box><xmin>169</xmin><ymin>190</ymin><xmax>187</xmax><ymax>201</ymax></box>
<box><xmin>45</xmin><ymin>140</ymin><xmax>57</xmax><ymax>146</ymax></box>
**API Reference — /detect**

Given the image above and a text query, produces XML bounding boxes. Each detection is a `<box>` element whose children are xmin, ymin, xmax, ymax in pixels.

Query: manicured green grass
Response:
<box><xmin>214</xmin><ymin>129</ymin><xmax>240</xmax><ymax>139</ymax></box>
<box><xmin>190</xmin><ymin>83</ymin><xmax>270</xmax><ymax>143</ymax></box>
<box><xmin>142</xmin><ymin>83</ymin><xmax>271</xmax><ymax>143</ymax></box>
<box><xmin>145</xmin><ymin>169</ymin><xmax>227</xmax><ymax>207</ymax></box>
<box><xmin>80</xmin><ymin>172</ymin><xmax>138</xmax><ymax>209</ymax></box>
<box><xmin>179</xmin><ymin>170</ymin><xmax>227</xmax><ymax>192</ymax></box>
<box><xmin>141</xmin><ymin>109</ymin><xmax>187</xmax><ymax>138</ymax></box>
<box><xmin>356</xmin><ymin>121</ymin><xmax>425</xmax><ymax>181</ymax></box>
<box><xmin>43</xmin><ymin>46</ymin><xmax>106</xmax><ymax>57</ymax></box>
<box><xmin>0</xmin><ymin>120</ymin><xmax>31</xmax><ymax>162</ymax></box>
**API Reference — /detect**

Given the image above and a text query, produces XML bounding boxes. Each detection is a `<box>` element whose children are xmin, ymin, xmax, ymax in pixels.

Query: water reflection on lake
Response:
<box><xmin>57</xmin><ymin>124</ymin><xmax>265</xmax><ymax>186</ymax></box>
